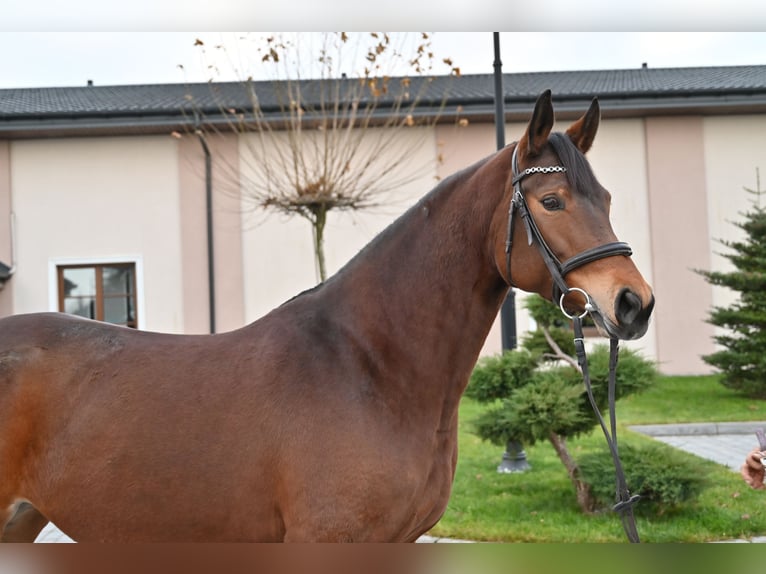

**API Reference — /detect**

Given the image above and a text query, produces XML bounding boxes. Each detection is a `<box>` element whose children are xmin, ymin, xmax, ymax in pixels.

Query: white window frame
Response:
<box><xmin>48</xmin><ymin>255</ymin><xmax>146</xmax><ymax>330</ymax></box>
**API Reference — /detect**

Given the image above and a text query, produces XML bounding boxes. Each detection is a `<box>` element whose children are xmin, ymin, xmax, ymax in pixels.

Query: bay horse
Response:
<box><xmin>0</xmin><ymin>90</ymin><xmax>654</xmax><ymax>542</ymax></box>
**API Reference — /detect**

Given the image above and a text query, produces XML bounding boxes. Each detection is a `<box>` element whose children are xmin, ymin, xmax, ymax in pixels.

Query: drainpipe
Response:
<box><xmin>195</xmin><ymin>129</ymin><xmax>216</xmax><ymax>334</ymax></box>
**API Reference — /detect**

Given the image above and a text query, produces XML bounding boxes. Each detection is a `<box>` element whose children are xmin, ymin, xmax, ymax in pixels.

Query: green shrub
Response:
<box><xmin>468</xmin><ymin>343</ymin><xmax>658</xmax><ymax>444</ymax></box>
<box><xmin>578</xmin><ymin>441</ymin><xmax>710</xmax><ymax>516</ymax></box>
<box><xmin>464</xmin><ymin>349</ymin><xmax>538</xmax><ymax>402</ymax></box>
<box><xmin>523</xmin><ymin>294</ymin><xmax>571</xmax><ymax>329</ymax></box>
<box><xmin>559</xmin><ymin>344</ymin><xmax>659</xmax><ymax>419</ymax></box>
<box><xmin>471</xmin><ymin>368</ymin><xmax>587</xmax><ymax>446</ymax></box>
<box><xmin>467</xmin><ymin>294</ymin><xmax>659</xmax><ymax>514</ymax></box>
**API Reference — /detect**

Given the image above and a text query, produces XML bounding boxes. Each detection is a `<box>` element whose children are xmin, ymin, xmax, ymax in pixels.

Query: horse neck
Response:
<box><xmin>322</xmin><ymin>149</ymin><xmax>512</xmax><ymax>420</ymax></box>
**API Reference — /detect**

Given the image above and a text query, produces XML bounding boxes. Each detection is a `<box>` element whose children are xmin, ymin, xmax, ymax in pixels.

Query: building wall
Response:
<box><xmin>0</xmin><ymin>141</ymin><xmax>12</xmax><ymax>317</ymax></box>
<box><xmin>644</xmin><ymin>117</ymin><xmax>715</xmax><ymax>374</ymax></box>
<box><xmin>239</xmin><ymin>126</ymin><xmax>441</xmax><ymax>322</ymax></box>
<box><xmin>177</xmin><ymin>132</ymin><xmax>245</xmax><ymax>334</ymax></box>
<box><xmin>586</xmin><ymin>118</ymin><xmax>658</xmax><ymax>361</ymax></box>
<box><xmin>3</xmin><ymin>110</ymin><xmax>764</xmax><ymax>375</ymax></box>
<box><xmin>10</xmin><ymin>136</ymin><xmax>186</xmax><ymax>332</ymax></box>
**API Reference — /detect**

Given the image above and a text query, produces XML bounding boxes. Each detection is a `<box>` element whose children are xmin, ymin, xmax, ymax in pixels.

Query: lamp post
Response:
<box><xmin>492</xmin><ymin>32</ymin><xmax>529</xmax><ymax>473</ymax></box>
<box><xmin>493</xmin><ymin>32</ymin><xmax>517</xmax><ymax>352</ymax></box>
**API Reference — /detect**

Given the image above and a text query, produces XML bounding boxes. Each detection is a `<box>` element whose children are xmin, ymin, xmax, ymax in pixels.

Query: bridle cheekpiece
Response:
<box><xmin>504</xmin><ymin>144</ymin><xmax>633</xmax><ymax>305</ymax></box>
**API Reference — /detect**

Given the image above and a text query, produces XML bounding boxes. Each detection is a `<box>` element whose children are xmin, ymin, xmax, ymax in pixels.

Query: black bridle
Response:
<box><xmin>504</xmin><ymin>143</ymin><xmax>642</xmax><ymax>543</ymax></box>
<box><xmin>504</xmin><ymin>144</ymin><xmax>633</xmax><ymax>303</ymax></box>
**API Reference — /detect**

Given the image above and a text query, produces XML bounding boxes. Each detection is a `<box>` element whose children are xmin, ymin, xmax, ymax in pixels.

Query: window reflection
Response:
<box><xmin>58</xmin><ymin>264</ymin><xmax>137</xmax><ymax>328</ymax></box>
<box><xmin>103</xmin><ymin>266</ymin><xmax>133</xmax><ymax>295</ymax></box>
<box><xmin>64</xmin><ymin>297</ymin><xmax>96</xmax><ymax>319</ymax></box>
<box><xmin>62</xmin><ymin>268</ymin><xmax>96</xmax><ymax>297</ymax></box>
<box><xmin>104</xmin><ymin>296</ymin><xmax>134</xmax><ymax>324</ymax></box>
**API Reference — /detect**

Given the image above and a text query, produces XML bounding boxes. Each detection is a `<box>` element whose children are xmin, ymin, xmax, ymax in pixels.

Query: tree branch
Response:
<box><xmin>542</xmin><ymin>326</ymin><xmax>581</xmax><ymax>373</ymax></box>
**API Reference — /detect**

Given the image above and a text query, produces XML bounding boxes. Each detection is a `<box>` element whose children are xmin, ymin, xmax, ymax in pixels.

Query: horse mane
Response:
<box><xmin>547</xmin><ymin>132</ymin><xmax>607</xmax><ymax>201</ymax></box>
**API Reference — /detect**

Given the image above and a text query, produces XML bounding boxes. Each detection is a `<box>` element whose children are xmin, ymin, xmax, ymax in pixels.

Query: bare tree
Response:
<box><xmin>188</xmin><ymin>32</ymin><xmax>462</xmax><ymax>282</ymax></box>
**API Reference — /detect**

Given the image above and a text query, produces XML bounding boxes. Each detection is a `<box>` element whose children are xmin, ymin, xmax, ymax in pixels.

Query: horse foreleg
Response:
<box><xmin>1</xmin><ymin>502</ymin><xmax>49</xmax><ymax>543</ymax></box>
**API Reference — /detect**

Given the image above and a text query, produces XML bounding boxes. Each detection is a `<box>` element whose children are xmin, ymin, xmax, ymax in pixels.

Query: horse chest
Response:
<box><xmin>398</xmin><ymin>431</ymin><xmax>458</xmax><ymax>538</ymax></box>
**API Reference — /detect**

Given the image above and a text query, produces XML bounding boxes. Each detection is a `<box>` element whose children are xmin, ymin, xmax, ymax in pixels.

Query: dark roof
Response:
<box><xmin>2</xmin><ymin>65</ymin><xmax>766</xmax><ymax>138</ymax></box>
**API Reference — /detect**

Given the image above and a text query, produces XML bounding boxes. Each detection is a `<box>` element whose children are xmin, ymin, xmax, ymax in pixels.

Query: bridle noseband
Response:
<box><xmin>504</xmin><ymin>144</ymin><xmax>633</xmax><ymax>304</ymax></box>
<box><xmin>504</xmin><ymin>142</ymin><xmax>642</xmax><ymax>543</ymax></box>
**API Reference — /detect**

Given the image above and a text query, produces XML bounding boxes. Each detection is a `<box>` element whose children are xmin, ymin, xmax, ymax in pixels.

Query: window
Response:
<box><xmin>57</xmin><ymin>263</ymin><xmax>137</xmax><ymax>328</ymax></box>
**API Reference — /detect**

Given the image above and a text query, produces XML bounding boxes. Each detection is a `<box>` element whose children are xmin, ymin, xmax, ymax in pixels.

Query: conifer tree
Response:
<box><xmin>697</xmin><ymin>170</ymin><xmax>766</xmax><ymax>397</ymax></box>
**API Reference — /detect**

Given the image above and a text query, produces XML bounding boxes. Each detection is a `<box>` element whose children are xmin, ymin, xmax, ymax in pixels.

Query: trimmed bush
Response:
<box><xmin>464</xmin><ymin>350</ymin><xmax>538</xmax><ymax>403</ymax></box>
<box><xmin>466</xmin><ymin>294</ymin><xmax>659</xmax><ymax>513</ymax></box>
<box><xmin>578</xmin><ymin>441</ymin><xmax>711</xmax><ymax>517</ymax></box>
<box><xmin>468</xmin><ymin>343</ymin><xmax>658</xmax><ymax>445</ymax></box>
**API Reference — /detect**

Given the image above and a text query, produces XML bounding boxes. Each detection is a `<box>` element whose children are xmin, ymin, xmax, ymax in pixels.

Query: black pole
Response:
<box><xmin>493</xmin><ymin>32</ymin><xmax>517</xmax><ymax>352</ymax></box>
<box><xmin>493</xmin><ymin>33</ymin><xmax>528</xmax><ymax>473</ymax></box>
<box><xmin>493</xmin><ymin>33</ymin><xmax>505</xmax><ymax>151</ymax></box>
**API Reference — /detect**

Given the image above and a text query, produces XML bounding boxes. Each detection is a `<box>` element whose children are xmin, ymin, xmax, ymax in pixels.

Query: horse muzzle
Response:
<box><xmin>591</xmin><ymin>290</ymin><xmax>655</xmax><ymax>341</ymax></box>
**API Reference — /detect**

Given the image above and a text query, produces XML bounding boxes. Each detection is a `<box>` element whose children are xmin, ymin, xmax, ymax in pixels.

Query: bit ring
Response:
<box><xmin>559</xmin><ymin>287</ymin><xmax>593</xmax><ymax>320</ymax></box>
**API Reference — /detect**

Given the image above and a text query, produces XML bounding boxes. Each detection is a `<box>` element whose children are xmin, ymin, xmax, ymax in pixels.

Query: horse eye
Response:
<box><xmin>541</xmin><ymin>196</ymin><xmax>562</xmax><ymax>211</ymax></box>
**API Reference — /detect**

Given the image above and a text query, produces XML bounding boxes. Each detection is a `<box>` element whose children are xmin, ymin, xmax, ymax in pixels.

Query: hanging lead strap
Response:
<box><xmin>608</xmin><ymin>337</ymin><xmax>641</xmax><ymax>543</ymax></box>
<box><xmin>562</xmin><ymin>289</ymin><xmax>641</xmax><ymax>543</ymax></box>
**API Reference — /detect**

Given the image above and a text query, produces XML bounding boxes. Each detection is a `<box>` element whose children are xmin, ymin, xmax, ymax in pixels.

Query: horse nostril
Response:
<box><xmin>615</xmin><ymin>288</ymin><xmax>642</xmax><ymax>325</ymax></box>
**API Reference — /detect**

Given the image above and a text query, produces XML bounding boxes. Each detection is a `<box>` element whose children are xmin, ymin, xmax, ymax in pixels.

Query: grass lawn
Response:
<box><xmin>619</xmin><ymin>374</ymin><xmax>766</xmax><ymax>424</ymax></box>
<box><xmin>427</xmin><ymin>374</ymin><xmax>766</xmax><ymax>542</ymax></box>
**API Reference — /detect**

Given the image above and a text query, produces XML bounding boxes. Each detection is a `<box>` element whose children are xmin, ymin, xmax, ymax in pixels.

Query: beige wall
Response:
<box><xmin>178</xmin><ymin>132</ymin><xmax>245</xmax><ymax>334</ymax></box>
<box><xmin>4</xmin><ymin>110</ymin><xmax>763</xmax><ymax>376</ymax></box>
<box><xmin>645</xmin><ymin>117</ymin><xmax>715</xmax><ymax>374</ymax></box>
<box><xmin>239</xmin><ymin>126</ymin><xmax>441</xmax><ymax>322</ymax></box>
<box><xmin>10</xmin><ymin>136</ymin><xmax>186</xmax><ymax>332</ymax></box>
<box><xmin>0</xmin><ymin>141</ymin><xmax>12</xmax><ymax>317</ymax></box>
<box><xmin>586</xmin><ymin>119</ymin><xmax>658</xmax><ymax>360</ymax></box>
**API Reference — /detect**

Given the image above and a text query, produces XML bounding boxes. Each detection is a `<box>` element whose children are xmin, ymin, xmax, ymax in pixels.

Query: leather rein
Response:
<box><xmin>504</xmin><ymin>143</ymin><xmax>642</xmax><ymax>543</ymax></box>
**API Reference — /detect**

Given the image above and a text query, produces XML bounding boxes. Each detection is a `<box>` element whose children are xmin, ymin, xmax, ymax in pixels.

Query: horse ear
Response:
<box><xmin>519</xmin><ymin>89</ymin><xmax>554</xmax><ymax>158</ymax></box>
<box><xmin>566</xmin><ymin>97</ymin><xmax>600</xmax><ymax>153</ymax></box>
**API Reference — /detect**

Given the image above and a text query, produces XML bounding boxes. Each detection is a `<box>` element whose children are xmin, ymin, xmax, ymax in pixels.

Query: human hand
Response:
<box><xmin>741</xmin><ymin>448</ymin><xmax>766</xmax><ymax>490</ymax></box>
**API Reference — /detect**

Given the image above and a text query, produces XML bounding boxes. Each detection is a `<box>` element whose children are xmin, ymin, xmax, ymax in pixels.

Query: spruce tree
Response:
<box><xmin>697</xmin><ymin>170</ymin><xmax>766</xmax><ymax>397</ymax></box>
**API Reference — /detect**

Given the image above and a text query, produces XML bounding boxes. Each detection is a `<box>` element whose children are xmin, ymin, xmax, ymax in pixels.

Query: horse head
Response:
<box><xmin>493</xmin><ymin>90</ymin><xmax>654</xmax><ymax>340</ymax></box>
